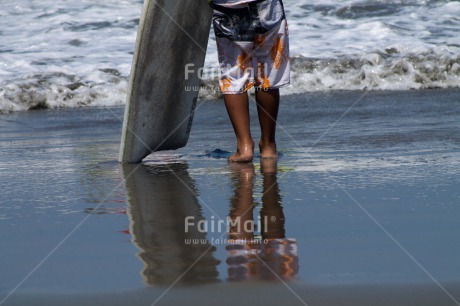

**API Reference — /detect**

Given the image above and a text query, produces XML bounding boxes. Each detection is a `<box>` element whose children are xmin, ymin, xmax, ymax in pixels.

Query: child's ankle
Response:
<box><xmin>237</xmin><ymin>138</ymin><xmax>254</xmax><ymax>149</ymax></box>
<box><xmin>259</xmin><ymin>139</ymin><xmax>276</xmax><ymax>148</ymax></box>
<box><xmin>259</xmin><ymin>140</ymin><xmax>277</xmax><ymax>158</ymax></box>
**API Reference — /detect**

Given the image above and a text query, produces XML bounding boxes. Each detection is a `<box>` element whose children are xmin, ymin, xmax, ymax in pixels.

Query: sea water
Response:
<box><xmin>0</xmin><ymin>0</ymin><xmax>459</xmax><ymax>113</ymax></box>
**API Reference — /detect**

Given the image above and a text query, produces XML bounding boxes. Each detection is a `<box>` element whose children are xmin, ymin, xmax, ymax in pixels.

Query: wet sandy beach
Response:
<box><xmin>1</xmin><ymin>89</ymin><xmax>460</xmax><ymax>305</ymax></box>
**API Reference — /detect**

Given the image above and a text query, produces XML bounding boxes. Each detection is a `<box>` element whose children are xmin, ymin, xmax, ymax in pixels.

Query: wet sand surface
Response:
<box><xmin>1</xmin><ymin>89</ymin><xmax>460</xmax><ymax>305</ymax></box>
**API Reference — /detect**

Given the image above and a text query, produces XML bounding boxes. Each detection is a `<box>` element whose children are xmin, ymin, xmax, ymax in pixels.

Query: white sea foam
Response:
<box><xmin>0</xmin><ymin>0</ymin><xmax>459</xmax><ymax>112</ymax></box>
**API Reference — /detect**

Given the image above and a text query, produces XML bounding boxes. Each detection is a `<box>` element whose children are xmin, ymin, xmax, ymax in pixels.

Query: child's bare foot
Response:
<box><xmin>229</xmin><ymin>141</ymin><xmax>254</xmax><ymax>162</ymax></box>
<box><xmin>259</xmin><ymin>140</ymin><xmax>278</xmax><ymax>159</ymax></box>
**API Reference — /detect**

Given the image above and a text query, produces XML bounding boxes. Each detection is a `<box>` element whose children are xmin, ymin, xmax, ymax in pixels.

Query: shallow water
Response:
<box><xmin>1</xmin><ymin>89</ymin><xmax>460</xmax><ymax>305</ymax></box>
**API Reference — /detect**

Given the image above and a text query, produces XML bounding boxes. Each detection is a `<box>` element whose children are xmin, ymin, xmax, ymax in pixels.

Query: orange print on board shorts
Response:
<box><xmin>212</xmin><ymin>0</ymin><xmax>290</xmax><ymax>94</ymax></box>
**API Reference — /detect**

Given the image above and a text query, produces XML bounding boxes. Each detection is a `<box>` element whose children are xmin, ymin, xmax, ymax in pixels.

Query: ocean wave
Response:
<box><xmin>288</xmin><ymin>50</ymin><xmax>460</xmax><ymax>91</ymax></box>
<box><xmin>1</xmin><ymin>50</ymin><xmax>459</xmax><ymax>113</ymax></box>
<box><xmin>0</xmin><ymin>70</ymin><xmax>128</xmax><ymax>113</ymax></box>
<box><xmin>2</xmin><ymin>0</ymin><xmax>460</xmax><ymax>113</ymax></box>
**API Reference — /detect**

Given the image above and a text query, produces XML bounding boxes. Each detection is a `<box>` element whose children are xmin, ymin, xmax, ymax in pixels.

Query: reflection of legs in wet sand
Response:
<box><xmin>226</xmin><ymin>162</ymin><xmax>259</xmax><ymax>281</ymax></box>
<box><xmin>260</xmin><ymin>158</ymin><xmax>285</xmax><ymax>240</ymax></box>
<box><xmin>228</xmin><ymin>162</ymin><xmax>256</xmax><ymax>242</ymax></box>
<box><xmin>259</xmin><ymin>158</ymin><xmax>298</xmax><ymax>281</ymax></box>
<box><xmin>121</xmin><ymin>163</ymin><xmax>220</xmax><ymax>286</ymax></box>
<box><xmin>226</xmin><ymin>159</ymin><xmax>298</xmax><ymax>282</ymax></box>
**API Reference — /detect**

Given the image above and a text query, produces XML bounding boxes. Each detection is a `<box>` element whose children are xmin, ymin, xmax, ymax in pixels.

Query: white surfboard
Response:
<box><xmin>119</xmin><ymin>0</ymin><xmax>212</xmax><ymax>163</ymax></box>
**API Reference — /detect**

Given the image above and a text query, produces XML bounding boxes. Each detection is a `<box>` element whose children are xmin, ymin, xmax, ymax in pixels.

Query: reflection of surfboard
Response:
<box><xmin>121</xmin><ymin>163</ymin><xmax>219</xmax><ymax>286</ymax></box>
<box><xmin>119</xmin><ymin>0</ymin><xmax>212</xmax><ymax>164</ymax></box>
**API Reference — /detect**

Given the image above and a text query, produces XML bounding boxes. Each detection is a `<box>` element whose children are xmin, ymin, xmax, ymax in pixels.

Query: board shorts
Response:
<box><xmin>212</xmin><ymin>0</ymin><xmax>290</xmax><ymax>94</ymax></box>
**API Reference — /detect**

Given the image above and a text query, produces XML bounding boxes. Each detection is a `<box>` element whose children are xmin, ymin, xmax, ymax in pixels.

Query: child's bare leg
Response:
<box><xmin>224</xmin><ymin>92</ymin><xmax>254</xmax><ymax>162</ymax></box>
<box><xmin>256</xmin><ymin>88</ymin><xmax>279</xmax><ymax>158</ymax></box>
